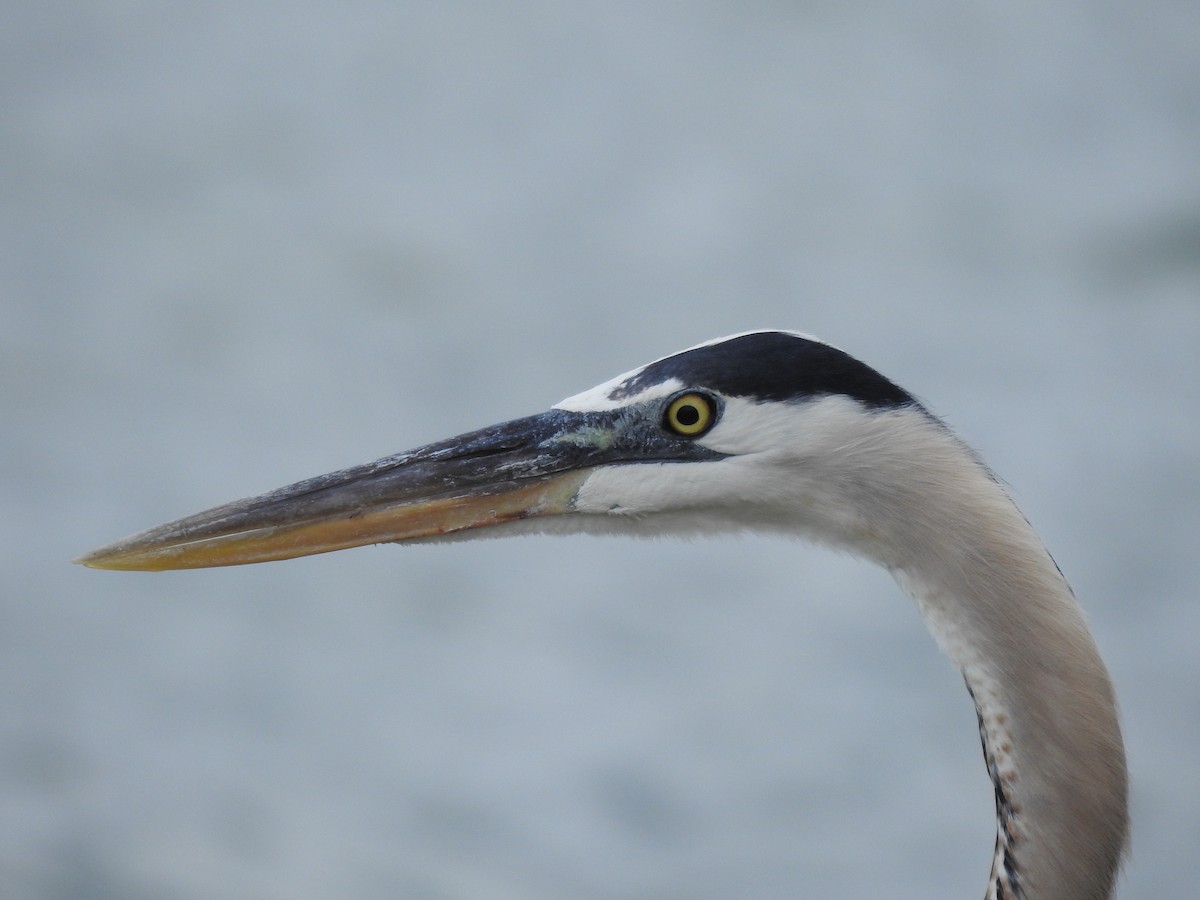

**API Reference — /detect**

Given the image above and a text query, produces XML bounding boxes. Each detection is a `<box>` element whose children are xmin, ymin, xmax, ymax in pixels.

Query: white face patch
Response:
<box><xmin>689</xmin><ymin>394</ymin><xmax>860</xmax><ymax>457</ymax></box>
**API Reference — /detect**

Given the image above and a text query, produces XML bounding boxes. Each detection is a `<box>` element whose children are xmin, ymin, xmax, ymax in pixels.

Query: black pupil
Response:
<box><xmin>675</xmin><ymin>403</ymin><xmax>701</xmax><ymax>427</ymax></box>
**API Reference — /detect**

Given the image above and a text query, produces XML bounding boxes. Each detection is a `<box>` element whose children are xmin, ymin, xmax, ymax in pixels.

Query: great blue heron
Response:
<box><xmin>80</xmin><ymin>331</ymin><xmax>1128</xmax><ymax>899</ymax></box>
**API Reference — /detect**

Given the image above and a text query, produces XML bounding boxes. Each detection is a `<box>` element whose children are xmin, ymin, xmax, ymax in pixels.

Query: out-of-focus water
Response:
<box><xmin>4</xmin><ymin>4</ymin><xmax>1198</xmax><ymax>897</ymax></box>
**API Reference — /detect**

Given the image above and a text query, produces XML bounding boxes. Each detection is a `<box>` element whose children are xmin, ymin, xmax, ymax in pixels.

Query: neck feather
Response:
<box><xmin>843</xmin><ymin>418</ymin><xmax>1128</xmax><ymax>898</ymax></box>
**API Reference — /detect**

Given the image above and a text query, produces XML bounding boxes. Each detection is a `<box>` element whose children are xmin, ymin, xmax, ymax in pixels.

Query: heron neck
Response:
<box><xmin>881</xmin><ymin>472</ymin><xmax>1127</xmax><ymax>899</ymax></box>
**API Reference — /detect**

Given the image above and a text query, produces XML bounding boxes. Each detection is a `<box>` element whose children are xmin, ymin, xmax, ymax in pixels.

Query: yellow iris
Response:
<box><xmin>664</xmin><ymin>392</ymin><xmax>716</xmax><ymax>437</ymax></box>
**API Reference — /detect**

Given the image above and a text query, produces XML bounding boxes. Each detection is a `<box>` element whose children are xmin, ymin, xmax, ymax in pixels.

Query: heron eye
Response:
<box><xmin>664</xmin><ymin>392</ymin><xmax>716</xmax><ymax>437</ymax></box>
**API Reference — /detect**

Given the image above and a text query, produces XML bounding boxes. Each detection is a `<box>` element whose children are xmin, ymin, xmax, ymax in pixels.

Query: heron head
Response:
<box><xmin>78</xmin><ymin>331</ymin><xmax>919</xmax><ymax>571</ymax></box>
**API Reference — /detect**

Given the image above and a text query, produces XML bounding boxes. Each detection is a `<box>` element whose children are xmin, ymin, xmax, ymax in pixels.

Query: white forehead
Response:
<box><xmin>556</xmin><ymin>375</ymin><xmax>683</xmax><ymax>412</ymax></box>
<box><xmin>554</xmin><ymin>329</ymin><xmax>827</xmax><ymax>412</ymax></box>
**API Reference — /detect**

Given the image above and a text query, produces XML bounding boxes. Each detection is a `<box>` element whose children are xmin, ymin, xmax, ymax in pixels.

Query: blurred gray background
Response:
<box><xmin>5</xmin><ymin>3</ymin><xmax>1198</xmax><ymax>898</ymax></box>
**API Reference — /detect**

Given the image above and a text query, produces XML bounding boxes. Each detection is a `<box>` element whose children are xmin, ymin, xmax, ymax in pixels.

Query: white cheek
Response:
<box><xmin>572</xmin><ymin>456</ymin><xmax>795</xmax><ymax>521</ymax></box>
<box><xmin>573</xmin><ymin>465</ymin><xmax>665</xmax><ymax>513</ymax></box>
<box><xmin>698</xmin><ymin>397</ymin><xmax>799</xmax><ymax>456</ymax></box>
<box><xmin>572</xmin><ymin>463</ymin><xmax>720</xmax><ymax>514</ymax></box>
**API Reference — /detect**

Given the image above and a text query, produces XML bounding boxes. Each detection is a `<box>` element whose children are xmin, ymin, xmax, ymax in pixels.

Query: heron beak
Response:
<box><xmin>76</xmin><ymin>410</ymin><xmax>606</xmax><ymax>571</ymax></box>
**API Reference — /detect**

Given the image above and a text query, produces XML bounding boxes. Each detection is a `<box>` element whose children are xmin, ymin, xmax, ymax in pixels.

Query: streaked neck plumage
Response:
<box><xmin>827</xmin><ymin>409</ymin><xmax>1128</xmax><ymax>899</ymax></box>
